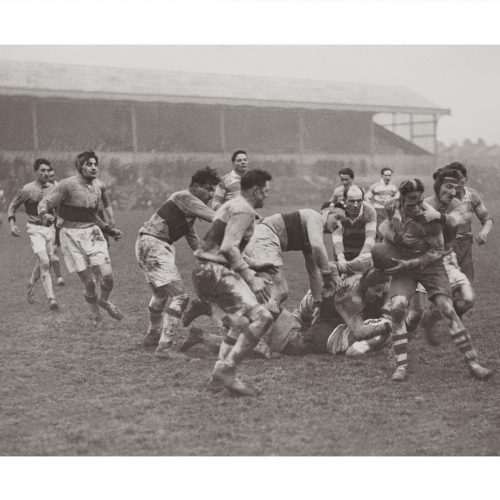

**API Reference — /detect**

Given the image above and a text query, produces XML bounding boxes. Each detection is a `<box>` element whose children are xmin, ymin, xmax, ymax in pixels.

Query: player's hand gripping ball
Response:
<box><xmin>371</xmin><ymin>242</ymin><xmax>401</xmax><ymax>271</ymax></box>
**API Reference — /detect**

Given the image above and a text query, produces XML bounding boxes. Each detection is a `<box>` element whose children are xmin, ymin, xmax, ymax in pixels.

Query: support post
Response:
<box><xmin>219</xmin><ymin>105</ymin><xmax>226</xmax><ymax>153</ymax></box>
<box><xmin>32</xmin><ymin>99</ymin><xmax>39</xmax><ymax>153</ymax></box>
<box><xmin>130</xmin><ymin>104</ymin><xmax>138</xmax><ymax>158</ymax></box>
<box><xmin>298</xmin><ymin>110</ymin><xmax>305</xmax><ymax>167</ymax></box>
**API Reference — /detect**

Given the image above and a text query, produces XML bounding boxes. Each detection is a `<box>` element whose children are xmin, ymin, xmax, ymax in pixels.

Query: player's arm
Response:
<box><xmin>471</xmin><ymin>192</ymin><xmax>493</xmax><ymax>244</ymax></box>
<box><xmin>38</xmin><ymin>182</ymin><xmax>66</xmax><ymax>224</ymax></box>
<box><xmin>7</xmin><ymin>188</ymin><xmax>27</xmax><ymax>236</ymax></box>
<box><xmin>365</xmin><ymin>184</ymin><xmax>375</xmax><ymax>203</ymax></box>
<box><xmin>211</xmin><ymin>182</ymin><xmax>226</xmax><ymax>211</ymax></box>
<box><xmin>100</xmin><ymin>186</ymin><xmax>115</xmax><ymax>226</ymax></box>
<box><xmin>184</xmin><ymin>225</ymin><xmax>201</xmax><ymax>251</ymax></box>
<box><xmin>331</xmin><ymin>224</ymin><xmax>345</xmax><ymax>263</ymax></box>
<box><xmin>358</xmin><ymin>205</ymin><xmax>377</xmax><ymax>254</ymax></box>
<box><xmin>220</xmin><ymin>212</ymin><xmax>271</xmax><ymax>303</ymax></box>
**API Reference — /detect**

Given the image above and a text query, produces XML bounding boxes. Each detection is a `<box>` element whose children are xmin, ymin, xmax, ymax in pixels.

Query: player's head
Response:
<box><xmin>321</xmin><ymin>201</ymin><xmax>346</xmax><ymax>233</ymax></box>
<box><xmin>359</xmin><ymin>268</ymin><xmax>390</xmax><ymax>303</ymax></box>
<box><xmin>33</xmin><ymin>158</ymin><xmax>52</xmax><ymax>183</ymax></box>
<box><xmin>433</xmin><ymin>166</ymin><xmax>464</xmax><ymax>205</ymax></box>
<box><xmin>445</xmin><ymin>161</ymin><xmax>467</xmax><ymax>197</ymax></box>
<box><xmin>190</xmin><ymin>166</ymin><xmax>221</xmax><ymax>205</ymax></box>
<box><xmin>47</xmin><ymin>165</ymin><xmax>56</xmax><ymax>184</ymax></box>
<box><xmin>75</xmin><ymin>150</ymin><xmax>99</xmax><ymax>180</ymax></box>
<box><xmin>399</xmin><ymin>178</ymin><xmax>425</xmax><ymax>218</ymax></box>
<box><xmin>338</xmin><ymin>167</ymin><xmax>354</xmax><ymax>188</ymax></box>
<box><xmin>381</xmin><ymin>167</ymin><xmax>393</xmax><ymax>184</ymax></box>
<box><xmin>231</xmin><ymin>150</ymin><xmax>249</xmax><ymax>176</ymax></box>
<box><xmin>344</xmin><ymin>185</ymin><xmax>364</xmax><ymax>218</ymax></box>
<box><xmin>240</xmin><ymin>169</ymin><xmax>272</xmax><ymax>209</ymax></box>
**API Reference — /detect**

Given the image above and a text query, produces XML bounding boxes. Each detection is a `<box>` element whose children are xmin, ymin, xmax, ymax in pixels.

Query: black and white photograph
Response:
<box><xmin>1</xmin><ymin>1</ymin><xmax>498</xmax><ymax>499</ymax></box>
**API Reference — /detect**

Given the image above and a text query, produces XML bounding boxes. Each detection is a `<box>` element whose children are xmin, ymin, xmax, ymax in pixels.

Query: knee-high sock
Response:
<box><xmin>29</xmin><ymin>263</ymin><xmax>41</xmax><ymax>287</ymax></box>
<box><xmin>392</xmin><ymin>328</ymin><xmax>409</xmax><ymax>368</ymax></box>
<box><xmin>149</xmin><ymin>295</ymin><xmax>167</xmax><ymax>334</ymax></box>
<box><xmin>160</xmin><ymin>294</ymin><xmax>188</xmax><ymax>345</ymax></box>
<box><xmin>39</xmin><ymin>263</ymin><xmax>55</xmax><ymax>300</ymax></box>
<box><xmin>450</xmin><ymin>329</ymin><xmax>478</xmax><ymax>363</ymax></box>
<box><xmin>51</xmin><ymin>259</ymin><xmax>63</xmax><ymax>279</ymax></box>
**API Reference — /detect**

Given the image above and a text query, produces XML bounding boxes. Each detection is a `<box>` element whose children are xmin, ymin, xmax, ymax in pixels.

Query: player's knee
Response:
<box><xmin>249</xmin><ymin>305</ymin><xmax>273</xmax><ymax>334</ymax></box>
<box><xmin>391</xmin><ymin>296</ymin><xmax>409</xmax><ymax>324</ymax></box>
<box><xmin>149</xmin><ymin>295</ymin><xmax>167</xmax><ymax>314</ymax></box>
<box><xmin>153</xmin><ymin>284</ymin><xmax>170</xmax><ymax>301</ymax></box>
<box><xmin>171</xmin><ymin>293</ymin><xmax>189</xmax><ymax>314</ymax></box>
<box><xmin>101</xmin><ymin>274</ymin><xmax>114</xmax><ymax>291</ymax></box>
<box><xmin>433</xmin><ymin>295</ymin><xmax>456</xmax><ymax>320</ymax></box>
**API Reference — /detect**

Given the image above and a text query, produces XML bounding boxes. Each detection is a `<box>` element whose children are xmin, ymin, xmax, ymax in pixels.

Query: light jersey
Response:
<box><xmin>330</xmin><ymin>185</ymin><xmax>346</xmax><ymax>204</ymax></box>
<box><xmin>367</xmin><ymin>179</ymin><xmax>398</xmax><ymax>209</ymax></box>
<box><xmin>456</xmin><ymin>187</ymin><xmax>493</xmax><ymax>238</ymax></box>
<box><xmin>424</xmin><ymin>195</ymin><xmax>466</xmax><ymax>250</ymax></box>
<box><xmin>196</xmin><ymin>195</ymin><xmax>256</xmax><ymax>267</ymax></box>
<box><xmin>212</xmin><ymin>170</ymin><xmax>242</xmax><ymax>209</ymax></box>
<box><xmin>332</xmin><ymin>201</ymin><xmax>377</xmax><ymax>257</ymax></box>
<box><xmin>38</xmin><ymin>175</ymin><xmax>102</xmax><ymax>229</ymax></box>
<box><xmin>381</xmin><ymin>197</ymin><xmax>444</xmax><ymax>259</ymax></box>
<box><xmin>139</xmin><ymin>189</ymin><xmax>214</xmax><ymax>248</ymax></box>
<box><xmin>8</xmin><ymin>180</ymin><xmax>56</xmax><ymax>224</ymax></box>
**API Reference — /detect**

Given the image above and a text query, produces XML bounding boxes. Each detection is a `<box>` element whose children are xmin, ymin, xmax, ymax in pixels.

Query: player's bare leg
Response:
<box><xmin>26</xmin><ymin>261</ymin><xmax>41</xmax><ymax>304</ymax></box>
<box><xmin>77</xmin><ymin>267</ymin><xmax>101</xmax><ymax>325</ymax></box>
<box><xmin>51</xmin><ymin>258</ymin><xmax>65</xmax><ymax>286</ymax></box>
<box><xmin>96</xmin><ymin>262</ymin><xmax>123</xmax><ymax>320</ymax></box>
<box><xmin>389</xmin><ymin>295</ymin><xmax>410</xmax><ymax>381</ymax></box>
<box><xmin>432</xmin><ymin>294</ymin><xmax>492</xmax><ymax>380</ymax></box>
<box><xmin>35</xmin><ymin>250</ymin><xmax>58</xmax><ymax>310</ymax></box>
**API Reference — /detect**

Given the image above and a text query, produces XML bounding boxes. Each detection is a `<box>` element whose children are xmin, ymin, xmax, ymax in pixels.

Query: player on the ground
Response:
<box><xmin>135</xmin><ymin>166</ymin><xmax>220</xmax><ymax>358</ymax></box>
<box><xmin>8</xmin><ymin>158</ymin><xmax>60</xmax><ymax>310</ymax></box>
<box><xmin>366</xmin><ymin>167</ymin><xmax>398</xmax><ymax>240</ymax></box>
<box><xmin>191</xmin><ymin>169</ymin><xmax>274</xmax><ymax>396</ymax></box>
<box><xmin>332</xmin><ymin>185</ymin><xmax>377</xmax><ymax>275</ymax></box>
<box><xmin>329</xmin><ymin>167</ymin><xmax>356</xmax><ymax>205</ymax></box>
<box><xmin>371</xmin><ymin>178</ymin><xmax>492</xmax><ymax>382</ymax></box>
<box><xmin>38</xmin><ymin>150</ymin><xmax>123</xmax><ymax>325</ymax></box>
<box><xmin>211</xmin><ymin>150</ymin><xmax>249</xmax><ymax>210</ymax></box>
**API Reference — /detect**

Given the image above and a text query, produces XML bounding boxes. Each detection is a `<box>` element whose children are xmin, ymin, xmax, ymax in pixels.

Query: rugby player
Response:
<box><xmin>329</xmin><ymin>167</ymin><xmax>356</xmax><ymax>205</ymax></box>
<box><xmin>38</xmin><ymin>151</ymin><xmax>123</xmax><ymax>325</ymax></box>
<box><xmin>366</xmin><ymin>167</ymin><xmax>398</xmax><ymax>239</ymax></box>
<box><xmin>372</xmin><ymin>178</ymin><xmax>492</xmax><ymax>382</ymax></box>
<box><xmin>192</xmin><ymin>169</ymin><xmax>274</xmax><ymax>396</ymax></box>
<box><xmin>332</xmin><ymin>185</ymin><xmax>377</xmax><ymax>275</ymax></box>
<box><xmin>135</xmin><ymin>166</ymin><xmax>220</xmax><ymax>358</ymax></box>
<box><xmin>8</xmin><ymin>158</ymin><xmax>61</xmax><ymax>310</ymax></box>
<box><xmin>211</xmin><ymin>150</ymin><xmax>249</xmax><ymax>210</ymax></box>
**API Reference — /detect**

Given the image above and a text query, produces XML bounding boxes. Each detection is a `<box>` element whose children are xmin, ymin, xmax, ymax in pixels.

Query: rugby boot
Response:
<box><xmin>468</xmin><ymin>361</ymin><xmax>493</xmax><ymax>380</ymax></box>
<box><xmin>56</xmin><ymin>277</ymin><xmax>66</xmax><ymax>287</ymax></box>
<box><xmin>26</xmin><ymin>283</ymin><xmax>35</xmax><ymax>304</ymax></box>
<box><xmin>179</xmin><ymin>326</ymin><xmax>204</xmax><ymax>352</ymax></box>
<box><xmin>206</xmin><ymin>374</ymin><xmax>225</xmax><ymax>393</ymax></box>
<box><xmin>142</xmin><ymin>329</ymin><xmax>161</xmax><ymax>347</ymax></box>
<box><xmin>212</xmin><ymin>361</ymin><xmax>258</xmax><ymax>396</ymax></box>
<box><xmin>155</xmin><ymin>341</ymin><xmax>186</xmax><ymax>360</ymax></box>
<box><xmin>48</xmin><ymin>297</ymin><xmax>59</xmax><ymax>311</ymax></box>
<box><xmin>90</xmin><ymin>311</ymin><xmax>102</xmax><ymax>328</ymax></box>
<box><xmin>97</xmin><ymin>299</ymin><xmax>124</xmax><ymax>320</ymax></box>
<box><xmin>253</xmin><ymin>338</ymin><xmax>272</xmax><ymax>359</ymax></box>
<box><xmin>391</xmin><ymin>365</ymin><xmax>408</xmax><ymax>382</ymax></box>
<box><xmin>181</xmin><ymin>298</ymin><xmax>211</xmax><ymax>327</ymax></box>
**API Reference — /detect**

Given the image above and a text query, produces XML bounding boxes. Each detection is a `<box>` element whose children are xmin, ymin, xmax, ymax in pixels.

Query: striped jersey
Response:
<box><xmin>8</xmin><ymin>180</ymin><xmax>56</xmax><ymax>224</ymax></box>
<box><xmin>456</xmin><ymin>187</ymin><xmax>493</xmax><ymax>238</ymax></box>
<box><xmin>212</xmin><ymin>170</ymin><xmax>242</xmax><ymax>210</ymax></box>
<box><xmin>139</xmin><ymin>189</ymin><xmax>214</xmax><ymax>249</ymax></box>
<box><xmin>367</xmin><ymin>179</ymin><xmax>398</xmax><ymax>209</ymax></box>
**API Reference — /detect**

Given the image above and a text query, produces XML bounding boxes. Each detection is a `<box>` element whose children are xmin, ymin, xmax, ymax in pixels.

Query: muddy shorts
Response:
<box><xmin>443</xmin><ymin>251</ymin><xmax>470</xmax><ymax>290</ymax></box>
<box><xmin>244</xmin><ymin>223</ymin><xmax>283</xmax><ymax>267</ymax></box>
<box><xmin>453</xmin><ymin>235</ymin><xmax>473</xmax><ymax>282</ymax></box>
<box><xmin>192</xmin><ymin>259</ymin><xmax>259</xmax><ymax>323</ymax></box>
<box><xmin>60</xmin><ymin>225</ymin><xmax>110</xmax><ymax>273</ymax></box>
<box><xmin>26</xmin><ymin>223</ymin><xmax>57</xmax><ymax>261</ymax></box>
<box><xmin>135</xmin><ymin>234</ymin><xmax>182</xmax><ymax>288</ymax></box>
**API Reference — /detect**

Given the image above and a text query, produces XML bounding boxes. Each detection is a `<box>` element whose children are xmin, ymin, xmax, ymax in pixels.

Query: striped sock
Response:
<box><xmin>392</xmin><ymin>331</ymin><xmax>408</xmax><ymax>368</ymax></box>
<box><xmin>450</xmin><ymin>329</ymin><xmax>478</xmax><ymax>363</ymax></box>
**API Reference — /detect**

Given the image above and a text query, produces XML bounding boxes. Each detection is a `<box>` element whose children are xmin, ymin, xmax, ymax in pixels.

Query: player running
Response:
<box><xmin>38</xmin><ymin>151</ymin><xmax>123</xmax><ymax>325</ymax></box>
<box><xmin>371</xmin><ymin>178</ymin><xmax>492</xmax><ymax>382</ymax></box>
<box><xmin>332</xmin><ymin>185</ymin><xmax>377</xmax><ymax>275</ymax></box>
<box><xmin>135</xmin><ymin>166</ymin><xmax>220</xmax><ymax>358</ymax></box>
<box><xmin>329</xmin><ymin>167</ymin><xmax>356</xmax><ymax>205</ymax></box>
<box><xmin>8</xmin><ymin>158</ymin><xmax>61</xmax><ymax>310</ymax></box>
<box><xmin>211</xmin><ymin>150</ymin><xmax>249</xmax><ymax>210</ymax></box>
<box><xmin>191</xmin><ymin>169</ymin><xmax>274</xmax><ymax>396</ymax></box>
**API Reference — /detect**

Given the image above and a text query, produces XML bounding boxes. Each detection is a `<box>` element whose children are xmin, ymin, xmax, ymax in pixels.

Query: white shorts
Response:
<box><xmin>26</xmin><ymin>223</ymin><xmax>58</xmax><ymax>261</ymax></box>
<box><xmin>443</xmin><ymin>251</ymin><xmax>470</xmax><ymax>290</ymax></box>
<box><xmin>60</xmin><ymin>226</ymin><xmax>110</xmax><ymax>273</ymax></box>
<box><xmin>244</xmin><ymin>223</ymin><xmax>283</xmax><ymax>267</ymax></box>
<box><xmin>135</xmin><ymin>234</ymin><xmax>182</xmax><ymax>288</ymax></box>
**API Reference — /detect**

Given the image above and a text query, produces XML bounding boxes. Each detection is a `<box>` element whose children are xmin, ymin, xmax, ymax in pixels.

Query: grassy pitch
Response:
<box><xmin>1</xmin><ymin>202</ymin><xmax>499</xmax><ymax>456</ymax></box>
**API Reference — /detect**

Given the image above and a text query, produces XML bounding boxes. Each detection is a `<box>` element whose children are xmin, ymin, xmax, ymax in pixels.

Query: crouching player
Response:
<box><xmin>38</xmin><ymin>151</ymin><xmax>123</xmax><ymax>325</ymax></box>
<box><xmin>191</xmin><ymin>169</ymin><xmax>274</xmax><ymax>396</ymax></box>
<box><xmin>135</xmin><ymin>166</ymin><xmax>220</xmax><ymax>358</ymax></box>
<box><xmin>372</xmin><ymin>178</ymin><xmax>492</xmax><ymax>382</ymax></box>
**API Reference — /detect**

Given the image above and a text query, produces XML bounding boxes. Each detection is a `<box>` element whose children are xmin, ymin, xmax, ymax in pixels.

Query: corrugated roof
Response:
<box><xmin>0</xmin><ymin>59</ymin><xmax>450</xmax><ymax>115</ymax></box>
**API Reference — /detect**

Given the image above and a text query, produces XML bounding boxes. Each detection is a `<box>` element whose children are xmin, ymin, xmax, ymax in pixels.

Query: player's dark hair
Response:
<box><xmin>240</xmin><ymin>169</ymin><xmax>272</xmax><ymax>191</ymax></box>
<box><xmin>33</xmin><ymin>158</ymin><xmax>51</xmax><ymax>171</ymax></box>
<box><xmin>231</xmin><ymin>150</ymin><xmax>247</xmax><ymax>163</ymax></box>
<box><xmin>75</xmin><ymin>150</ymin><xmax>98</xmax><ymax>171</ymax></box>
<box><xmin>338</xmin><ymin>167</ymin><xmax>355</xmax><ymax>179</ymax></box>
<box><xmin>381</xmin><ymin>167</ymin><xmax>393</xmax><ymax>176</ymax></box>
<box><xmin>359</xmin><ymin>268</ymin><xmax>389</xmax><ymax>298</ymax></box>
<box><xmin>190</xmin><ymin>166</ymin><xmax>221</xmax><ymax>187</ymax></box>
<box><xmin>446</xmin><ymin>161</ymin><xmax>467</xmax><ymax>179</ymax></box>
<box><xmin>433</xmin><ymin>166</ymin><xmax>464</xmax><ymax>195</ymax></box>
<box><xmin>399</xmin><ymin>178</ymin><xmax>424</xmax><ymax>197</ymax></box>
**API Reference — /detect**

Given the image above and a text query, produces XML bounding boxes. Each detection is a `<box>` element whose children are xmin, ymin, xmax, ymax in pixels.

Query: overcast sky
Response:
<box><xmin>0</xmin><ymin>45</ymin><xmax>498</xmax><ymax>146</ymax></box>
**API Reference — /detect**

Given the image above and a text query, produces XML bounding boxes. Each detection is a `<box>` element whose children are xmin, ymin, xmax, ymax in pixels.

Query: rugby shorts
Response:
<box><xmin>26</xmin><ymin>223</ymin><xmax>58</xmax><ymax>261</ymax></box>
